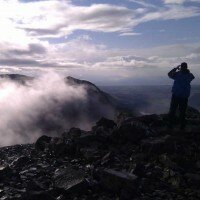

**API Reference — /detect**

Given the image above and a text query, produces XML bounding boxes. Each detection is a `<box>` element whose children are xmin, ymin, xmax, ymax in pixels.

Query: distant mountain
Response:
<box><xmin>0</xmin><ymin>74</ymin><xmax>33</xmax><ymax>85</ymax></box>
<box><xmin>65</xmin><ymin>76</ymin><xmax>117</xmax><ymax>107</ymax></box>
<box><xmin>65</xmin><ymin>76</ymin><xmax>101</xmax><ymax>92</ymax></box>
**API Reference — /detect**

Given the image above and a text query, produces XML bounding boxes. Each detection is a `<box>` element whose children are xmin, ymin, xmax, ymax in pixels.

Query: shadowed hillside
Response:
<box><xmin>0</xmin><ymin>107</ymin><xmax>200</xmax><ymax>199</ymax></box>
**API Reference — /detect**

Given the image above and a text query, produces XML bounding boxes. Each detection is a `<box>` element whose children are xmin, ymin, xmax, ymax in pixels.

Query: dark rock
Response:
<box><xmin>100</xmin><ymin>169</ymin><xmax>137</xmax><ymax>193</ymax></box>
<box><xmin>53</xmin><ymin>166</ymin><xmax>88</xmax><ymax>194</ymax></box>
<box><xmin>75</xmin><ymin>133</ymin><xmax>107</xmax><ymax>147</ymax></box>
<box><xmin>56</xmin><ymin>195</ymin><xmax>66</xmax><ymax>200</ymax></box>
<box><xmin>141</xmin><ymin>135</ymin><xmax>173</xmax><ymax>154</ymax></box>
<box><xmin>196</xmin><ymin>161</ymin><xmax>200</xmax><ymax>169</ymax></box>
<box><xmin>95</xmin><ymin>117</ymin><xmax>116</xmax><ymax>129</ymax></box>
<box><xmin>0</xmin><ymin>165</ymin><xmax>13</xmax><ymax>179</ymax></box>
<box><xmin>115</xmin><ymin>118</ymin><xmax>154</xmax><ymax>143</ymax></box>
<box><xmin>101</xmin><ymin>152</ymin><xmax>115</xmax><ymax>166</ymax></box>
<box><xmin>187</xmin><ymin>106</ymin><xmax>200</xmax><ymax>119</ymax></box>
<box><xmin>62</xmin><ymin>128</ymin><xmax>82</xmax><ymax>140</ymax></box>
<box><xmin>120</xmin><ymin>188</ymin><xmax>135</xmax><ymax>200</ymax></box>
<box><xmin>116</xmin><ymin>112</ymin><xmax>134</xmax><ymax>127</ymax></box>
<box><xmin>133</xmin><ymin>162</ymin><xmax>151</xmax><ymax>177</ymax></box>
<box><xmin>138</xmin><ymin>178</ymin><xmax>153</xmax><ymax>193</ymax></box>
<box><xmin>49</xmin><ymin>137</ymin><xmax>67</xmax><ymax>156</ymax></box>
<box><xmin>93</xmin><ymin>126</ymin><xmax>109</xmax><ymax>137</ymax></box>
<box><xmin>135</xmin><ymin>114</ymin><xmax>165</xmax><ymax>127</ymax></box>
<box><xmin>10</xmin><ymin>156</ymin><xmax>31</xmax><ymax>169</ymax></box>
<box><xmin>185</xmin><ymin>173</ymin><xmax>200</xmax><ymax>186</ymax></box>
<box><xmin>35</xmin><ymin>135</ymin><xmax>52</xmax><ymax>151</ymax></box>
<box><xmin>80</xmin><ymin>147</ymin><xmax>101</xmax><ymax>161</ymax></box>
<box><xmin>159</xmin><ymin>154</ymin><xmax>178</xmax><ymax>170</ymax></box>
<box><xmin>25</xmin><ymin>191</ymin><xmax>56</xmax><ymax>200</ymax></box>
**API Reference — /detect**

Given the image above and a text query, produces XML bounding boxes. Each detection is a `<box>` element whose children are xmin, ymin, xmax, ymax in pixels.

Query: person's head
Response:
<box><xmin>181</xmin><ymin>62</ymin><xmax>188</xmax><ymax>71</ymax></box>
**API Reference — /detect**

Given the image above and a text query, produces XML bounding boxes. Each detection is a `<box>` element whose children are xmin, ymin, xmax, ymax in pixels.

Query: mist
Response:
<box><xmin>0</xmin><ymin>72</ymin><xmax>115</xmax><ymax>147</ymax></box>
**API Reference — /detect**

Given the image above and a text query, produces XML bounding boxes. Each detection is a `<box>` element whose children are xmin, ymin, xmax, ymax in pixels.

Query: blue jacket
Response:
<box><xmin>168</xmin><ymin>68</ymin><xmax>195</xmax><ymax>98</ymax></box>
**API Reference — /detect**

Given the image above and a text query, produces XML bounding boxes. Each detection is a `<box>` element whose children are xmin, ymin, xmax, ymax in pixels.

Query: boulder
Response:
<box><xmin>62</xmin><ymin>127</ymin><xmax>82</xmax><ymax>140</ymax></box>
<box><xmin>116</xmin><ymin>118</ymin><xmax>154</xmax><ymax>143</ymax></box>
<box><xmin>35</xmin><ymin>135</ymin><xmax>52</xmax><ymax>151</ymax></box>
<box><xmin>49</xmin><ymin>137</ymin><xmax>65</xmax><ymax>154</ymax></box>
<box><xmin>95</xmin><ymin>117</ymin><xmax>116</xmax><ymax>130</ymax></box>
<box><xmin>53</xmin><ymin>166</ymin><xmax>88</xmax><ymax>194</ymax></box>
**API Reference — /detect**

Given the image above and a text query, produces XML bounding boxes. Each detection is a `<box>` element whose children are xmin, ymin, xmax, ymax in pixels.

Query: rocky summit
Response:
<box><xmin>1</xmin><ymin>108</ymin><xmax>200</xmax><ymax>200</ymax></box>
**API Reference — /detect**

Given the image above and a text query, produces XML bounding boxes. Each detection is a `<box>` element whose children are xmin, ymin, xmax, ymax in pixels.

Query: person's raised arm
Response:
<box><xmin>168</xmin><ymin>65</ymin><xmax>180</xmax><ymax>79</ymax></box>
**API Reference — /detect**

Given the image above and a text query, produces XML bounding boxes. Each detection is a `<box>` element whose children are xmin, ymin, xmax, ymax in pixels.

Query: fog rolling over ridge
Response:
<box><xmin>0</xmin><ymin>73</ymin><xmax>115</xmax><ymax>147</ymax></box>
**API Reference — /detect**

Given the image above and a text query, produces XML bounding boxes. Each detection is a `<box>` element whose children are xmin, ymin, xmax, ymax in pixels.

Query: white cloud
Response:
<box><xmin>119</xmin><ymin>32</ymin><xmax>141</xmax><ymax>36</ymax></box>
<box><xmin>1</xmin><ymin>42</ymin><xmax>199</xmax><ymax>85</ymax></box>
<box><xmin>0</xmin><ymin>1</ymin><xmax>138</xmax><ymax>39</ymax></box>
<box><xmin>0</xmin><ymin>0</ymin><xmax>199</xmax><ymax>84</ymax></box>
<box><xmin>129</xmin><ymin>0</ymin><xmax>158</xmax><ymax>8</ymax></box>
<box><xmin>164</xmin><ymin>0</ymin><xmax>186</xmax><ymax>4</ymax></box>
<box><xmin>164</xmin><ymin>0</ymin><xmax>200</xmax><ymax>4</ymax></box>
<box><xmin>135</xmin><ymin>4</ymin><xmax>200</xmax><ymax>24</ymax></box>
<box><xmin>0</xmin><ymin>0</ymin><xmax>199</xmax><ymax>41</ymax></box>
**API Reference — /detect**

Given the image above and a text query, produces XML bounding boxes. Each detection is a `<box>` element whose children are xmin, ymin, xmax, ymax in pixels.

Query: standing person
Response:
<box><xmin>168</xmin><ymin>62</ymin><xmax>195</xmax><ymax>130</ymax></box>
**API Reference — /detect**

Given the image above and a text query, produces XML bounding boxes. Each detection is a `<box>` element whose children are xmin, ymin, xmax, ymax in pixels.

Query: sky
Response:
<box><xmin>0</xmin><ymin>0</ymin><xmax>200</xmax><ymax>85</ymax></box>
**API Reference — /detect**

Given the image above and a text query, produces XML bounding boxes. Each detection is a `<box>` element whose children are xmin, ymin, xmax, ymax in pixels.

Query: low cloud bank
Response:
<box><xmin>0</xmin><ymin>72</ymin><xmax>114</xmax><ymax>147</ymax></box>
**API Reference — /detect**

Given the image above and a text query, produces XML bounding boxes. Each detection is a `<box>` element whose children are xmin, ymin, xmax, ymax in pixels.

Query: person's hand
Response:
<box><xmin>176</xmin><ymin>65</ymin><xmax>181</xmax><ymax>70</ymax></box>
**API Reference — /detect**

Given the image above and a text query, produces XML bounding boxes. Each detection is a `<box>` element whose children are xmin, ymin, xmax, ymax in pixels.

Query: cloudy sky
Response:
<box><xmin>0</xmin><ymin>0</ymin><xmax>199</xmax><ymax>85</ymax></box>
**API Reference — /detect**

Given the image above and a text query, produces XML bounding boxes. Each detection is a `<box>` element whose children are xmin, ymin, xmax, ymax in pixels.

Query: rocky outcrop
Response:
<box><xmin>0</xmin><ymin>110</ymin><xmax>200</xmax><ymax>199</ymax></box>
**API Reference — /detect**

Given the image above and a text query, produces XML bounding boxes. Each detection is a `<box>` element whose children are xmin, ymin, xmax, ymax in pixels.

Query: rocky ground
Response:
<box><xmin>0</xmin><ymin>108</ymin><xmax>200</xmax><ymax>200</ymax></box>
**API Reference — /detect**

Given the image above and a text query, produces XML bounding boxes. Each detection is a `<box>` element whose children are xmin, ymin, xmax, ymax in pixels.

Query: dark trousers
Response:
<box><xmin>169</xmin><ymin>94</ymin><xmax>188</xmax><ymax>128</ymax></box>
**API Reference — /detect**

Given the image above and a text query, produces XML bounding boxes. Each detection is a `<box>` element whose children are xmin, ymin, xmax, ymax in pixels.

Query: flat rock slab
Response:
<box><xmin>100</xmin><ymin>169</ymin><xmax>138</xmax><ymax>192</ymax></box>
<box><xmin>53</xmin><ymin>166</ymin><xmax>88</xmax><ymax>194</ymax></box>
